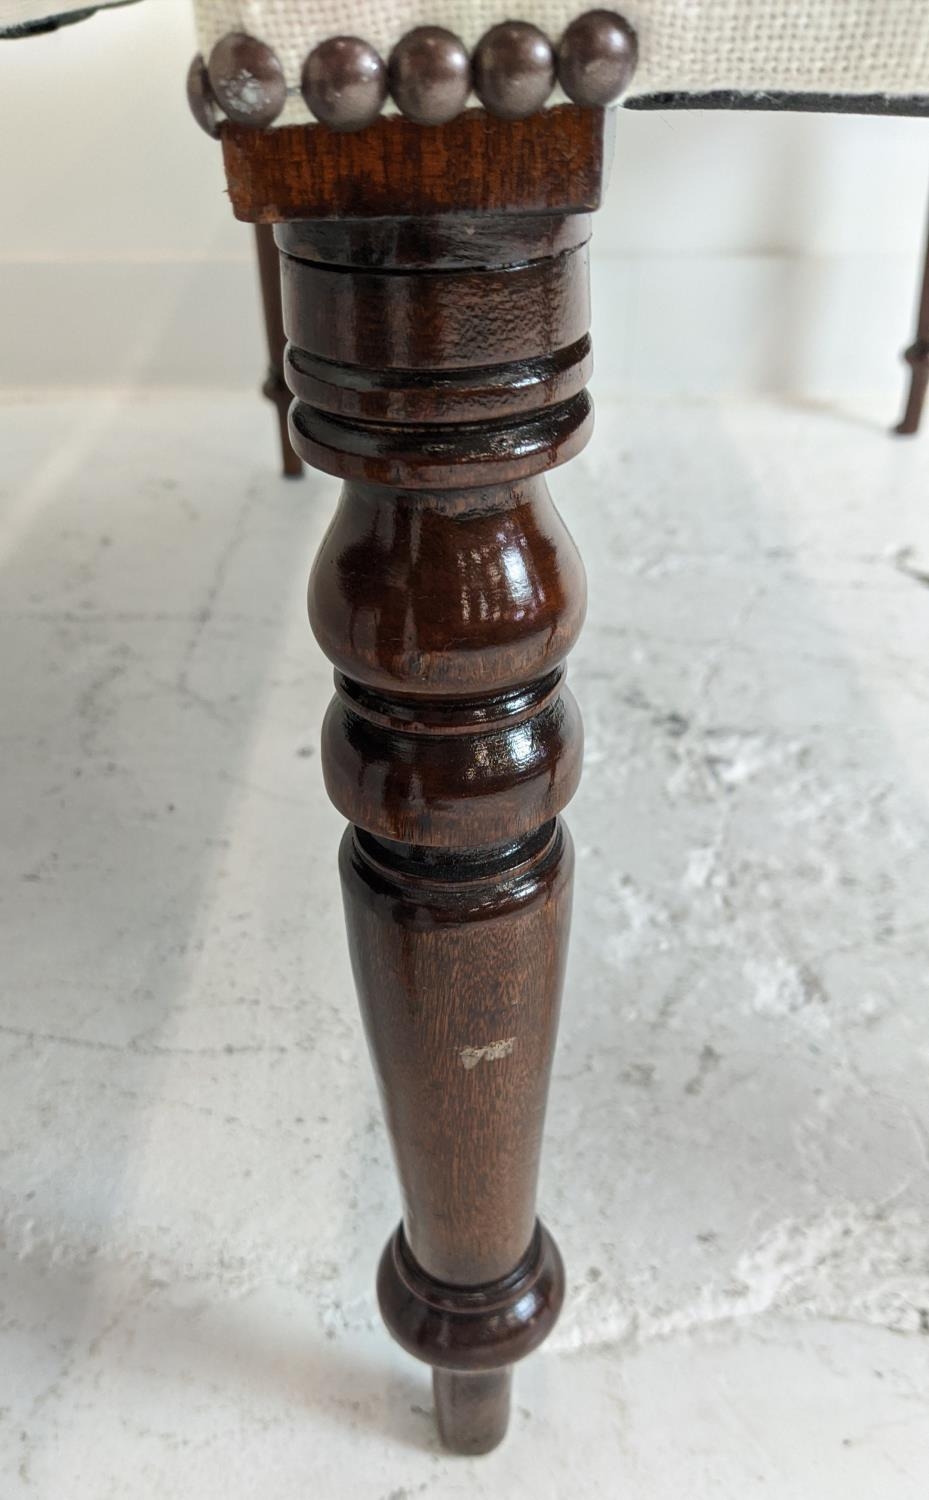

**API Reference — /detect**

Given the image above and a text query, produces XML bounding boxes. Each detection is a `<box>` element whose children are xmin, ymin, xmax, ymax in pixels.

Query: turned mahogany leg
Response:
<box><xmin>895</xmin><ymin>191</ymin><xmax>929</xmax><ymax>436</ymax></box>
<box><xmin>280</xmin><ymin>210</ymin><xmax>592</xmax><ymax>1451</ymax></box>
<box><xmin>253</xmin><ymin>223</ymin><xmax>302</xmax><ymax>476</ymax></box>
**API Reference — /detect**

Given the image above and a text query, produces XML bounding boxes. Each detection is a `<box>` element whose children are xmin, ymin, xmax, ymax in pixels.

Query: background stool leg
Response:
<box><xmin>895</xmin><ymin>189</ymin><xmax>929</xmax><ymax>436</ymax></box>
<box><xmin>253</xmin><ymin>223</ymin><xmax>302</xmax><ymax>476</ymax></box>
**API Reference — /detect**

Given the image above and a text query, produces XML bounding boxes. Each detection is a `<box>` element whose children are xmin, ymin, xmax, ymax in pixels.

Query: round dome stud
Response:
<box><xmin>557</xmin><ymin>10</ymin><xmax>638</xmax><ymax>106</ymax></box>
<box><xmin>207</xmin><ymin>32</ymin><xmax>288</xmax><ymax>128</ymax></box>
<box><xmin>186</xmin><ymin>53</ymin><xmax>220</xmax><ymax>138</ymax></box>
<box><xmin>388</xmin><ymin>26</ymin><xmax>472</xmax><ymax>126</ymax></box>
<box><xmin>473</xmin><ymin>22</ymin><xmax>556</xmax><ymax>121</ymax></box>
<box><xmin>301</xmin><ymin>36</ymin><xmax>388</xmax><ymax>131</ymax></box>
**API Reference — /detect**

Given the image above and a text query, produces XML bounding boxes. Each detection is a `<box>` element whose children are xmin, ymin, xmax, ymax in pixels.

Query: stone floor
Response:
<box><xmin>1</xmin><ymin>390</ymin><xmax>928</xmax><ymax>1498</ymax></box>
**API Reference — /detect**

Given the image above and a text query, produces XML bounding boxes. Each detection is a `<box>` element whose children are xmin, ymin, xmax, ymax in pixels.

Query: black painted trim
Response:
<box><xmin>625</xmin><ymin>89</ymin><xmax>929</xmax><ymax>118</ymax></box>
<box><xmin>0</xmin><ymin>0</ymin><xmax>140</xmax><ymax>38</ymax></box>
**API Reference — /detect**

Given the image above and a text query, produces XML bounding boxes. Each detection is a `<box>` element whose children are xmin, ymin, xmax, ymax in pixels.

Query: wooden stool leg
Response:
<box><xmin>253</xmin><ymin>223</ymin><xmax>303</xmax><ymax>477</ymax></box>
<box><xmin>433</xmin><ymin>1368</ymin><xmax>513</xmax><ymax>1456</ymax></box>
<box><xmin>282</xmin><ymin>210</ymin><xmax>593</xmax><ymax>1451</ymax></box>
<box><xmin>895</xmin><ymin>191</ymin><xmax>929</xmax><ymax>436</ymax></box>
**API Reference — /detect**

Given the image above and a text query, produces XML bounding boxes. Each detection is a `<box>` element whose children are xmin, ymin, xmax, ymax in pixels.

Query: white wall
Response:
<box><xmin>1</xmin><ymin>0</ymin><xmax>927</xmax><ymax>397</ymax></box>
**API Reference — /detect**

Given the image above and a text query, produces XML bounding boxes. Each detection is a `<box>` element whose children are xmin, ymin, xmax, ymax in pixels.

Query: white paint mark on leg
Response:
<box><xmin>459</xmin><ymin>1038</ymin><xmax>516</xmax><ymax>1070</ymax></box>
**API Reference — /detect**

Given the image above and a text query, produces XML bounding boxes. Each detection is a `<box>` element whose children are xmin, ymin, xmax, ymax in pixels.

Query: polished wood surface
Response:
<box><xmin>432</xmin><ymin>1368</ymin><xmax>513</xmax><ymax>1456</ymax></box>
<box><xmin>221</xmin><ymin>106</ymin><xmax>605</xmax><ymax>1454</ymax></box>
<box><xmin>222</xmin><ymin>104</ymin><xmax>610</xmax><ymax>220</ymax></box>
<box><xmin>349</xmin><ymin>829</ymin><xmax>574</xmax><ymax>1280</ymax></box>
<box><xmin>896</xmin><ymin>191</ymin><xmax>929</xmax><ymax>436</ymax></box>
<box><xmin>282</xmin><ymin>209</ymin><xmax>592</xmax><ymax>1449</ymax></box>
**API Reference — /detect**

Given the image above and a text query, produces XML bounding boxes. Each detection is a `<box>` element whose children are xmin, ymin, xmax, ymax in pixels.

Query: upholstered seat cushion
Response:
<box><xmin>4</xmin><ymin>3</ymin><xmax>929</xmax><ymax>122</ymax></box>
<box><xmin>191</xmin><ymin>1</ymin><xmax>929</xmax><ymax>125</ymax></box>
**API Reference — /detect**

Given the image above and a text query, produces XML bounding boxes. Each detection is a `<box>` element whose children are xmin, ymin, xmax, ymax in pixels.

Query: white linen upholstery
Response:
<box><xmin>3</xmin><ymin>3</ymin><xmax>929</xmax><ymax>119</ymax></box>
<box><xmin>189</xmin><ymin>1</ymin><xmax>929</xmax><ymax>125</ymax></box>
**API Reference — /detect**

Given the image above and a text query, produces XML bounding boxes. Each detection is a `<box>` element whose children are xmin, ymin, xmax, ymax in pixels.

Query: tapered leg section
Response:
<box><xmin>285</xmin><ymin>209</ymin><xmax>592</xmax><ymax>1450</ymax></box>
<box><xmin>433</xmin><ymin>1370</ymin><xmax>512</xmax><ymax>1456</ymax></box>
<box><xmin>253</xmin><ymin>223</ymin><xmax>302</xmax><ymax>476</ymax></box>
<box><xmin>345</xmin><ymin>829</ymin><xmax>574</xmax><ymax>1286</ymax></box>
<box><xmin>895</xmin><ymin>192</ymin><xmax>929</xmax><ymax>436</ymax></box>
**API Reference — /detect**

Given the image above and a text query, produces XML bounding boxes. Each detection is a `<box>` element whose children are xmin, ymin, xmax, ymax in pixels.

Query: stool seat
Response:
<box><xmin>5</xmin><ymin>4</ymin><xmax>929</xmax><ymax>120</ymax></box>
<box><xmin>189</xmin><ymin>1</ymin><xmax>929</xmax><ymax>127</ymax></box>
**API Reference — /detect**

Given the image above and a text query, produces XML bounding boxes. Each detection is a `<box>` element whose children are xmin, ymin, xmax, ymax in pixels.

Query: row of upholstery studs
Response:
<box><xmin>187</xmin><ymin>11</ymin><xmax>638</xmax><ymax>136</ymax></box>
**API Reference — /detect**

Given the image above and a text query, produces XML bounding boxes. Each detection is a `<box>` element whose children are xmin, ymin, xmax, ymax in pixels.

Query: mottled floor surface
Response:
<box><xmin>1</xmin><ymin>391</ymin><xmax>928</xmax><ymax>1498</ymax></box>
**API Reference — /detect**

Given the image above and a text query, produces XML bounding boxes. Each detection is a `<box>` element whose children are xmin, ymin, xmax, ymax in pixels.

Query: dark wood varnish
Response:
<box><xmin>283</xmin><ymin>209</ymin><xmax>592</xmax><ymax>1450</ymax></box>
<box><xmin>350</xmin><ymin>829</ymin><xmax>574</xmax><ymax>1279</ymax></box>
<box><xmin>222</xmin><ymin>104</ymin><xmax>611</xmax><ymax>221</ymax></box>
<box><xmin>221</xmin><ymin>107</ymin><xmax>605</xmax><ymax>1454</ymax></box>
<box><xmin>433</xmin><ymin>1368</ymin><xmax>513</xmax><ymax>1456</ymax></box>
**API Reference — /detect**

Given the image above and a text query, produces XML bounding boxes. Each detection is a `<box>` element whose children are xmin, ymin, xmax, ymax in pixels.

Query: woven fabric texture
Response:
<box><xmin>3</xmin><ymin>3</ymin><xmax>928</xmax><ymax>113</ymax></box>
<box><xmin>189</xmin><ymin>0</ymin><xmax>929</xmax><ymax>124</ymax></box>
